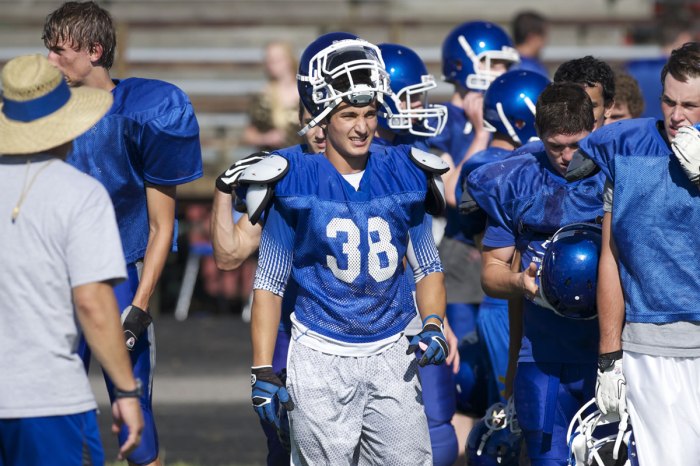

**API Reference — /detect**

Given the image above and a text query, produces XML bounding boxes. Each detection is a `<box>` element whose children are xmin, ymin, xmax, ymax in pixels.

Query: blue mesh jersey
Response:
<box><xmin>467</xmin><ymin>151</ymin><xmax>605</xmax><ymax>363</ymax></box>
<box><xmin>67</xmin><ymin>78</ymin><xmax>203</xmax><ymax>264</ymax></box>
<box><xmin>456</xmin><ymin>147</ymin><xmax>512</xmax><ymax>243</ymax></box>
<box><xmin>511</xmin><ymin>139</ymin><xmax>544</xmax><ymax>157</ymax></box>
<box><xmin>373</xmin><ymin>134</ymin><xmax>430</xmax><ymax>152</ymax></box>
<box><xmin>254</xmin><ymin>145</ymin><xmax>443</xmax><ymax>344</ymax></box>
<box><xmin>624</xmin><ymin>58</ymin><xmax>666</xmax><ymax>121</ymax></box>
<box><xmin>579</xmin><ymin>118</ymin><xmax>700</xmax><ymax>324</ymax></box>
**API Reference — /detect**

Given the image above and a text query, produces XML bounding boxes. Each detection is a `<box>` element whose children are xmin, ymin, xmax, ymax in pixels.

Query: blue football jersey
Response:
<box><xmin>254</xmin><ymin>145</ymin><xmax>442</xmax><ymax>343</ymax></box>
<box><xmin>468</xmin><ymin>151</ymin><xmax>605</xmax><ymax>363</ymax></box>
<box><xmin>426</xmin><ymin>102</ymin><xmax>475</xmax><ymax>166</ymax></box>
<box><xmin>579</xmin><ymin>118</ymin><xmax>700</xmax><ymax>324</ymax></box>
<box><xmin>67</xmin><ymin>78</ymin><xmax>203</xmax><ymax>263</ymax></box>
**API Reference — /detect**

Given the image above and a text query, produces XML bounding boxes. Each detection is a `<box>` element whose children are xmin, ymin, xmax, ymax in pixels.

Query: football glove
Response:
<box><xmin>251</xmin><ymin>365</ymin><xmax>294</xmax><ymax>429</ymax></box>
<box><xmin>407</xmin><ymin>322</ymin><xmax>449</xmax><ymax>367</ymax></box>
<box><xmin>121</xmin><ymin>305</ymin><xmax>152</xmax><ymax>352</ymax></box>
<box><xmin>671</xmin><ymin>124</ymin><xmax>700</xmax><ymax>187</ymax></box>
<box><xmin>595</xmin><ymin>351</ymin><xmax>627</xmax><ymax>416</ymax></box>
<box><xmin>215</xmin><ymin>151</ymin><xmax>269</xmax><ymax>194</ymax></box>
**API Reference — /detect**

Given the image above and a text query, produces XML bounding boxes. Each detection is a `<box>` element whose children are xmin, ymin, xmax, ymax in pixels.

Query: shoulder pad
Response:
<box><xmin>409</xmin><ymin>147</ymin><xmax>449</xmax><ymax>175</ymax></box>
<box><xmin>238</xmin><ymin>155</ymin><xmax>289</xmax><ymax>225</ymax></box>
<box><xmin>238</xmin><ymin>154</ymin><xmax>289</xmax><ymax>184</ymax></box>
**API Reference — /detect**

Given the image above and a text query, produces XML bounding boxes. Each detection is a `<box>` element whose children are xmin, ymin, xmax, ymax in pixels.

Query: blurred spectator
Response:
<box><xmin>511</xmin><ymin>10</ymin><xmax>549</xmax><ymax>77</ymax></box>
<box><xmin>242</xmin><ymin>41</ymin><xmax>302</xmax><ymax>151</ymax></box>
<box><xmin>606</xmin><ymin>72</ymin><xmax>645</xmax><ymax>124</ymax></box>
<box><xmin>625</xmin><ymin>17</ymin><xmax>695</xmax><ymax>120</ymax></box>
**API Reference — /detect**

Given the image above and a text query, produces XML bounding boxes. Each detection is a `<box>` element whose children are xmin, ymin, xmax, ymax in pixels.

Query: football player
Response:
<box><xmin>245</xmin><ymin>33</ymin><xmax>449</xmax><ymax>464</ymax></box>
<box><xmin>43</xmin><ymin>3</ymin><xmax>203</xmax><ymax>465</ymax></box>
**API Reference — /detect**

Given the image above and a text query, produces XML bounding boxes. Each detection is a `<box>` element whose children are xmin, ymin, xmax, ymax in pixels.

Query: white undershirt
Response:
<box><xmin>342</xmin><ymin>170</ymin><xmax>365</xmax><ymax>190</ymax></box>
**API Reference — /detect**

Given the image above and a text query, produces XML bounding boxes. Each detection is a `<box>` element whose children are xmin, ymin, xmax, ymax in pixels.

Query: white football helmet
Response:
<box><xmin>567</xmin><ymin>398</ymin><xmax>637</xmax><ymax>466</ymax></box>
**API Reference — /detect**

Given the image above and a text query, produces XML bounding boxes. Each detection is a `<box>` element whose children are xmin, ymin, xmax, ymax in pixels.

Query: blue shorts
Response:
<box><xmin>78</xmin><ymin>262</ymin><xmax>158</xmax><ymax>465</ymax></box>
<box><xmin>0</xmin><ymin>411</ymin><xmax>103</xmax><ymax>466</ymax></box>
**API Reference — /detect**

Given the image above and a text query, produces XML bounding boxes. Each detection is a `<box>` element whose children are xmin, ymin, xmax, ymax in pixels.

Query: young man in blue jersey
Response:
<box><xmin>244</xmin><ymin>34</ymin><xmax>449</xmax><ymax>464</ymax></box>
<box><xmin>468</xmin><ymin>82</ymin><xmax>605</xmax><ymax>466</ymax></box>
<box><xmin>42</xmin><ymin>3</ymin><xmax>203</xmax><ymax>465</ymax></box>
<box><xmin>569</xmin><ymin>41</ymin><xmax>700</xmax><ymax>465</ymax></box>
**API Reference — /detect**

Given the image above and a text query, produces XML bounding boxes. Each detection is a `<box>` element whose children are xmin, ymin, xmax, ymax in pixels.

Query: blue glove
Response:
<box><xmin>251</xmin><ymin>365</ymin><xmax>294</xmax><ymax>429</ymax></box>
<box><xmin>406</xmin><ymin>322</ymin><xmax>449</xmax><ymax>367</ymax></box>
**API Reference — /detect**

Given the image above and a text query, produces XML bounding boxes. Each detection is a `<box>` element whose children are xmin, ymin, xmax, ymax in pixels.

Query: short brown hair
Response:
<box><xmin>535</xmin><ymin>82</ymin><xmax>594</xmax><ymax>138</ymax></box>
<box><xmin>614</xmin><ymin>72</ymin><xmax>644</xmax><ymax>118</ymax></box>
<box><xmin>661</xmin><ymin>41</ymin><xmax>700</xmax><ymax>88</ymax></box>
<box><xmin>42</xmin><ymin>1</ymin><xmax>116</xmax><ymax>69</ymax></box>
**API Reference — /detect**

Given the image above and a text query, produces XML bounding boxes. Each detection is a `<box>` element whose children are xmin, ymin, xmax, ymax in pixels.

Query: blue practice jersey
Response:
<box><xmin>511</xmin><ymin>139</ymin><xmax>544</xmax><ymax>157</ymax></box>
<box><xmin>254</xmin><ymin>145</ymin><xmax>442</xmax><ymax>344</ymax></box>
<box><xmin>426</xmin><ymin>102</ymin><xmax>475</xmax><ymax>166</ymax></box>
<box><xmin>67</xmin><ymin>78</ymin><xmax>203</xmax><ymax>264</ymax></box>
<box><xmin>624</xmin><ymin>58</ymin><xmax>666</xmax><ymax>121</ymax></box>
<box><xmin>579</xmin><ymin>118</ymin><xmax>700</xmax><ymax>324</ymax></box>
<box><xmin>468</xmin><ymin>151</ymin><xmax>605</xmax><ymax>363</ymax></box>
<box><xmin>511</xmin><ymin>56</ymin><xmax>549</xmax><ymax>78</ymax></box>
<box><xmin>373</xmin><ymin>134</ymin><xmax>430</xmax><ymax>152</ymax></box>
<box><xmin>456</xmin><ymin>147</ymin><xmax>513</xmax><ymax>243</ymax></box>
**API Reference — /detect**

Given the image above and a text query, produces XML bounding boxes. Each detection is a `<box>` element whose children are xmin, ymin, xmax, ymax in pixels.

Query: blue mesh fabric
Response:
<box><xmin>67</xmin><ymin>78</ymin><xmax>202</xmax><ymax>263</ymax></box>
<box><xmin>255</xmin><ymin>145</ymin><xmax>443</xmax><ymax>343</ymax></box>
<box><xmin>468</xmin><ymin>150</ymin><xmax>605</xmax><ymax>363</ymax></box>
<box><xmin>580</xmin><ymin>118</ymin><xmax>700</xmax><ymax>324</ymax></box>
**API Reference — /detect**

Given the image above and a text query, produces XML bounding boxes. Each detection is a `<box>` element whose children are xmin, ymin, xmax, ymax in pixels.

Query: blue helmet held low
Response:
<box><xmin>467</xmin><ymin>399</ymin><xmax>522</xmax><ymax>466</ymax></box>
<box><xmin>537</xmin><ymin>223</ymin><xmax>603</xmax><ymax>320</ymax></box>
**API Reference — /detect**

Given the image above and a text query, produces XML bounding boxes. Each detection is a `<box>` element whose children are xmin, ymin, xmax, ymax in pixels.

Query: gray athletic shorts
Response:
<box><xmin>287</xmin><ymin>336</ymin><xmax>432</xmax><ymax>465</ymax></box>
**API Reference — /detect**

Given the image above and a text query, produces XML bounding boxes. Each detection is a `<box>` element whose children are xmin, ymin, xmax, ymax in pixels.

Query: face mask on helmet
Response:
<box><xmin>378</xmin><ymin>43</ymin><xmax>447</xmax><ymax>137</ymax></box>
<box><xmin>483</xmin><ymin>70</ymin><xmax>551</xmax><ymax>145</ymax></box>
<box><xmin>533</xmin><ymin>223</ymin><xmax>602</xmax><ymax>320</ymax></box>
<box><xmin>467</xmin><ymin>398</ymin><xmax>522</xmax><ymax>466</ymax></box>
<box><xmin>442</xmin><ymin>21</ymin><xmax>520</xmax><ymax>92</ymax></box>
<box><xmin>297</xmin><ymin>35</ymin><xmax>392</xmax><ymax>136</ymax></box>
<box><xmin>567</xmin><ymin>398</ymin><xmax>637</xmax><ymax>466</ymax></box>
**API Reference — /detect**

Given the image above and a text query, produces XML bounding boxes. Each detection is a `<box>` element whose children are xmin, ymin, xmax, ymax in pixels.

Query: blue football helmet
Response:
<box><xmin>536</xmin><ymin>223</ymin><xmax>602</xmax><ymax>320</ymax></box>
<box><xmin>297</xmin><ymin>32</ymin><xmax>391</xmax><ymax>135</ymax></box>
<box><xmin>442</xmin><ymin>21</ymin><xmax>520</xmax><ymax>92</ymax></box>
<box><xmin>467</xmin><ymin>398</ymin><xmax>522</xmax><ymax>466</ymax></box>
<box><xmin>454</xmin><ymin>330</ymin><xmax>489</xmax><ymax>417</ymax></box>
<box><xmin>377</xmin><ymin>43</ymin><xmax>447</xmax><ymax>137</ymax></box>
<box><xmin>567</xmin><ymin>398</ymin><xmax>637</xmax><ymax>466</ymax></box>
<box><xmin>483</xmin><ymin>69</ymin><xmax>551</xmax><ymax>145</ymax></box>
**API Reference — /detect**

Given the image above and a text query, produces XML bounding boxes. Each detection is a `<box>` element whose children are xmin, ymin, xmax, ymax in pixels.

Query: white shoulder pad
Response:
<box><xmin>238</xmin><ymin>155</ymin><xmax>289</xmax><ymax>225</ymax></box>
<box><xmin>409</xmin><ymin>147</ymin><xmax>449</xmax><ymax>175</ymax></box>
<box><xmin>238</xmin><ymin>154</ymin><xmax>289</xmax><ymax>184</ymax></box>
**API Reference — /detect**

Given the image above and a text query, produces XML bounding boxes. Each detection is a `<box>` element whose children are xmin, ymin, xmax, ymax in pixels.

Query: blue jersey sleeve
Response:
<box><xmin>253</xmin><ymin>203</ymin><xmax>295</xmax><ymax>296</ymax></box>
<box><xmin>408</xmin><ymin>213</ymin><xmax>443</xmax><ymax>281</ymax></box>
<box><xmin>482</xmin><ymin>217</ymin><xmax>515</xmax><ymax>248</ymax></box>
<box><xmin>141</xmin><ymin>100</ymin><xmax>203</xmax><ymax>186</ymax></box>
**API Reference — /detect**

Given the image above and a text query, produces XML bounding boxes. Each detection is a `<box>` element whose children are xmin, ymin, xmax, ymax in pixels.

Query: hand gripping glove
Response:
<box><xmin>406</xmin><ymin>315</ymin><xmax>449</xmax><ymax>367</ymax></box>
<box><xmin>595</xmin><ymin>350</ymin><xmax>627</xmax><ymax>416</ymax></box>
<box><xmin>671</xmin><ymin>124</ymin><xmax>700</xmax><ymax>187</ymax></box>
<box><xmin>215</xmin><ymin>151</ymin><xmax>269</xmax><ymax>194</ymax></box>
<box><xmin>121</xmin><ymin>305</ymin><xmax>153</xmax><ymax>351</ymax></box>
<box><xmin>251</xmin><ymin>366</ymin><xmax>295</xmax><ymax>429</ymax></box>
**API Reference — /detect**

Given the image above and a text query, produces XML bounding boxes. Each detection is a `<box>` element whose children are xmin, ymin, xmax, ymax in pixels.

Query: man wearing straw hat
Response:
<box><xmin>0</xmin><ymin>54</ymin><xmax>143</xmax><ymax>465</ymax></box>
<box><xmin>42</xmin><ymin>3</ymin><xmax>203</xmax><ymax>465</ymax></box>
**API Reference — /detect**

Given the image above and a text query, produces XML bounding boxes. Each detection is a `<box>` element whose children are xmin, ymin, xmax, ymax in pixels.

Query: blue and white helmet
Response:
<box><xmin>297</xmin><ymin>32</ymin><xmax>392</xmax><ymax>135</ymax></box>
<box><xmin>442</xmin><ymin>21</ymin><xmax>520</xmax><ymax>92</ymax></box>
<box><xmin>567</xmin><ymin>398</ymin><xmax>637</xmax><ymax>466</ymax></box>
<box><xmin>378</xmin><ymin>43</ymin><xmax>447</xmax><ymax>137</ymax></box>
<box><xmin>536</xmin><ymin>223</ymin><xmax>602</xmax><ymax>320</ymax></box>
<box><xmin>467</xmin><ymin>398</ymin><xmax>522</xmax><ymax>466</ymax></box>
<box><xmin>483</xmin><ymin>69</ymin><xmax>550</xmax><ymax>145</ymax></box>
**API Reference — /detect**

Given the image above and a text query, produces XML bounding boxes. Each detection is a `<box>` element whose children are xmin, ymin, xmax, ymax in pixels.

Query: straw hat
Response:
<box><xmin>0</xmin><ymin>54</ymin><xmax>113</xmax><ymax>155</ymax></box>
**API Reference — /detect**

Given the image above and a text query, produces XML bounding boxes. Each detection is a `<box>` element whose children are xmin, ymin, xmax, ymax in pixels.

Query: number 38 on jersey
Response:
<box><xmin>326</xmin><ymin>216</ymin><xmax>399</xmax><ymax>284</ymax></box>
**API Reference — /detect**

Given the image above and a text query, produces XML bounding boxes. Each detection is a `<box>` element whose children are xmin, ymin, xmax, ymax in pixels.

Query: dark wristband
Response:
<box><xmin>114</xmin><ymin>380</ymin><xmax>143</xmax><ymax>399</ymax></box>
<box><xmin>597</xmin><ymin>350</ymin><xmax>623</xmax><ymax>371</ymax></box>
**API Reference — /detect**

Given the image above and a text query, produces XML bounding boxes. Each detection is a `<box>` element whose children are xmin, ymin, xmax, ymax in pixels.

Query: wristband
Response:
<box><xmin>114</xmin><ymin>379</ymin><xmax>143</xmax><ymax>399</ymax></box>
<box><xmin>597</xmin><ymin>350</ymin><xmax>623</xmax><ymax>371</ymax></box>
<box><xmin>421</xmin><ymin>314</ymin><xmax>444</xmax><ymax>326</ymax></box>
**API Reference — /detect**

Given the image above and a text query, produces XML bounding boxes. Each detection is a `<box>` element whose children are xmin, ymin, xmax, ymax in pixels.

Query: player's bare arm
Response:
<box><xmin>211</xmin><ymin>189</ymin><xmax>262</xmax><ymax>271</ymax></box>
<box><xmin>251</xmin><ymin>289</ymin><xmax>283</xmax><ymax>367</ymax></box>
<box><xmin>596</xmin><ymin>212</ymin><xmax>625</xmax><ymax>354</ymax></box>
<box><xmin>481</xmin><ymin>245</ymin><xmax>538</xmax><ymax>299</ymax></box>
<box><xmin>73</xmin><ymin>281</ymin><xmax>144</xmax><ymax>460</ymax></box>
<box><xmin>415</xmin><ymin>271</ymin><xmax>447</xmax><ymax>326</ymax></box>
<box><xmin>131</xmin><ymin>184</ymin><xmax>176</xmax><ymax>310</ymax></box>
<box><xmin>504</xmin><ymin>249</ymin><xmax>523</xmax><ymax>399</ymax></box>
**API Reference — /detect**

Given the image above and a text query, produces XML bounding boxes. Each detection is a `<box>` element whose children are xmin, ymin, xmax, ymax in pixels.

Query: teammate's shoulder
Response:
<box><xmin>468</xmin><ymin>152</ymin><xmax>539</xmax><ymax>197</ymax></box>
<box><xmin>112</xmin><ymin>77</ymin><xmax>193</xmax><ymax>117</ymax></box>
<box><xmin>582</xmin><ymin>118</ymin><xmax>664</xmax><ymax>158</ymax></box>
